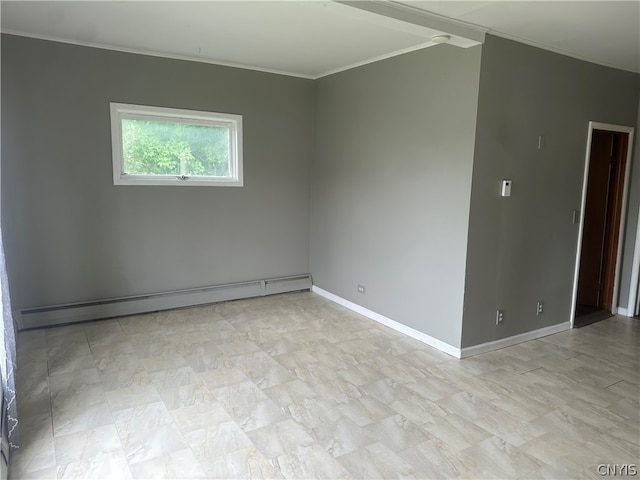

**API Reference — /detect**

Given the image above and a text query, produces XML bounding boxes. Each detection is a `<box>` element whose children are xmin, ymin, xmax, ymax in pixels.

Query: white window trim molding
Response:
<box><xmin>110</xmin><ymin>102</ymin><xmax>243</xmax><ymax>187</ymax></box>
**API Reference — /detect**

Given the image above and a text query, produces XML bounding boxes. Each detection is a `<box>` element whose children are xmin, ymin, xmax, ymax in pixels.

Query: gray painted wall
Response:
<box><xmin>617</xmin><ymin>102</ymin><xmax>640</xmax><ymax>312</ymax></box>
<box><xmin>4</xmin><ymin>32</ymin><xmax>637</xmax><ymax>348</ymax></box>
<box><xmin>311</xmin><ymin>45</ymin><xmax>482</xmax><ymax>348</ymax></box>
<box><xmin>2</xmin><ymin>34</ymin><xmax>314</xmax><ymax>309</ymax></box>
<box><xmin>462</xmin><ymin>35</ymin><xmax>639</xmax><ymax>347</ymax></box>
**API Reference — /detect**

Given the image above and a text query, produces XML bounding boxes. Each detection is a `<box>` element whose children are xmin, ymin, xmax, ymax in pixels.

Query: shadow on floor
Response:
<box><xmin>574</xmin><ymin>304</ymin><xmax>614</xmax><ymax>328</ymax></box>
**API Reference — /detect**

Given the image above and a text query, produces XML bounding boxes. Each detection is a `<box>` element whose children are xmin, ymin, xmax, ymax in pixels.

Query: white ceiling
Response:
<box><xmin>403</xmin><ymin>1</ymin><xmax>640</xmax><ymax>74</ymax></box>
<box><xmin>1</xmin><ymin>1</ymin><xmax>638</xmax><ymax>78</ymax></box>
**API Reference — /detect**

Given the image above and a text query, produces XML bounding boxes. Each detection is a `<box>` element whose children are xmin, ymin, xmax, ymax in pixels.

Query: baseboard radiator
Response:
<box><xmin>14</xmin><ymin>274</ymin><xmax>312</xmax><ymax>330</ymax></box>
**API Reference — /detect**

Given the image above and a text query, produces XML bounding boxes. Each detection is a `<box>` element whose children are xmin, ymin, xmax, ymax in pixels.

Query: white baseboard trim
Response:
<box><xmin>459</xmin><ymin>321</ymin><xmax>572</xmax><ymax>358</ymax></box>
<box><xmin>312</xmin><ymin>285</ymin><xmax>573</xmax><ymax>360</ymax></box>
<box><xmin>16</xmin><ymin>274</ymin><xmax>312</xmax><ymax>330</ymax></box>
<box><xmin>617</xmin><ymin>306</ymin><xmax>630</xmax><ymax>317</ymax></box>
<box><xmin>311</xmin><ymin>286</ymin><xmax>462</xmax><ymax>358</ymax></box>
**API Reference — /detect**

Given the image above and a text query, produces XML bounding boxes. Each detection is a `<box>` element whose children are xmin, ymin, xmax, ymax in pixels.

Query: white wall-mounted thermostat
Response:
<box><xmin>501</xmin><ymin>180</ymin><xmax>512</xmax><ymax>197</ymax></box>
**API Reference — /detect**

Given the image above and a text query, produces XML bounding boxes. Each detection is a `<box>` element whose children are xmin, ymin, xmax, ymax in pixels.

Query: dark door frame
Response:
<box><xmin>571</xmin><ymin>121</ymin><xmax>635</xmax><ymax>327</ymax></box>
<box><xmin>628</xmin><ymin>206</ymin><xmax>640</xmax><ymax>317</ymax></box>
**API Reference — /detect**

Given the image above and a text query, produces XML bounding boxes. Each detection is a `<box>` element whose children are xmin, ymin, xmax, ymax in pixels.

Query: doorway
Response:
<box><xmin>572</xmin><ymin>122</ymin><xmax>634</xmax><ymax>328</ymax></box>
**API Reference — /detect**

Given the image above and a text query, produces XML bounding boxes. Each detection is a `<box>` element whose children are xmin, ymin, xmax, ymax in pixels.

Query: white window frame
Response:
<box><xmin>110</xmin><ymin>102</ymin><xmax>243</xmax><ymax>186</ymax></box>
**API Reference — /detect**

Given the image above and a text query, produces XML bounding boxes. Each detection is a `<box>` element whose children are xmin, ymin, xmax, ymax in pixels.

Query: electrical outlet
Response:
<box><xmin>496</xmin><ymin>310</ymin><xmax>504</xmax><ymax>325</ymax></box>
<box><xmin>537</xmin><ymin>301</ymin><xmax>544</xmax><ymax>316</ymax></box>
<box><xmin>357</xmin><ymin>284</ymin><xmax>366</xmax><ymax>294</ymax></box>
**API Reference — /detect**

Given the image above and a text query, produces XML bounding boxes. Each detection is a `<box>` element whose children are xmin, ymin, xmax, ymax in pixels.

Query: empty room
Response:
<box><xmin>0</xmin><ymin>1</ymin><xmax>639</xmax><ymax>479</ymax></box>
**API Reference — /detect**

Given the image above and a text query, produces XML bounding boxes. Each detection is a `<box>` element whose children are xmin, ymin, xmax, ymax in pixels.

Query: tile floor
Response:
<box><xmin>9</xmin><ymin>291</ymin><xmax>640</xmax><ymax>479</ymax></box>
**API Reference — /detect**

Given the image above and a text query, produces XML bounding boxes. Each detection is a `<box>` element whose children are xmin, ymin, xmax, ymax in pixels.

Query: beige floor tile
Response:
<box><xmin>106</xmin><ymin>384</ymin><xmax>162</xmax><ymax>411</ymax></box>
<box><xmin>588</xmin><ymin>431</ymin><xmax>640</xmax><ymax>462</ymax></box>
<box><xmin>52</xmin><ymin>402</ymin><xmax>113</xmax><ymax>437</ymax></box>
<box><xmin>53</xmin><ymin>424</ymin><xmax>123</xmax><ymax>466</ymax></box>
<box><xmin>436</xmin><ymin>391</ymin><xmax>499</xmax><ymax>422</ymax></box>
<box><xmin>16</xmin><ymin>413</ymin><xmax>54</xmax><ymax>445</ymax></box>
<box><xmin>90</xmin><ymin>340</ymin><xmax>135</xmax><ymax>360</ymax></box>
<box><xmin>16</xmin><ymin>391</ymin><xmax>52</xmax><ymax>421</ymax></box>
<box><xmin>149</xmin><ymin>365</ymin><xmax>199</xmax><ymax>390</ymax></box>
<box><xmin>46</xmin><ymin>331</ymin><xmax>89</xmax><ymax>352</ymax></box>
<box><xmin>17</xmin><ymin>329</ymin><xmax>46</xmax><ymax>352</ymax></box>
<box><xmin>168</xmin><ymin>329</ymin><xmax>213</xmax><ymax>348</ymax></box>
<box><xmin>487</xmin><ymin>390</ymin><xmax>553</xmax><ymax>422</ymax></box>
<box><xmin>364</xmin><ymin>414</ymin><xmax>432</xmax><ymax>452</ymax></box>
<box><xmin>390</xmin><ymin>394</ymin><xmax>451</xmax><ymax>428</ymax></box>
<box><xmin>403</xmin><ymin>375</ymin><xmax>461</xmax><ymax>402</ymax></box>
<box><xmin>518</xmin><ymin>463</ymin><xmax>600</xmax><ymax>480</ymax></box>
<box><xmin>56</xmin><ymin>449</ymin><xmax>133</xmax><ymax>479</ymax></box>
<box><xmin>112</xmin><ymin>401</ymin><xmax>174</xmax><ymax>437</ymax></box>
<box><xmin>398</xmin><ymin>438</ymin><xmax>467</xmax><ymax>479</ymax></box>
<box><xmin>420</xmin><ymin>413</ymin><xmax>492</xmax><ymax>450</ymax></box>
<box><xmin>199</xmin><ymin>446</ymin><xmax>282</xmax><ymax>479</ymax></box>
<box><xmin>360</xmin><ymin>377</ymin><xmax>417</xmax><ymax>404</ymax></box>
<box><xmin>231</xmin><ymin>351</ymin><xmax>296</xmax><ymax>389</ymax></box>
<box><xmin>607</xmin><ymin>397</ymin><xmax>640</xmax><ymax>422</ymax></box>
<box><xmin>312</xmin><ymin>377</ymin><xmax>364</xmax><ymax>404</ymax></box>
<box><xmin>209</xmin><ymin>380</ymin><xmax>268</xmax><ymax>410</ymax></box>
<box><xmin>141</xmin><ymin>353</ymin><xmax>188</xmax><ymax>374</ymax></box>
<box><xmin>128</xmin><ymin>333</ymin><xmax>178</xmax><ymax>359</ymax></box>
<box><xmin>182</xmin><ymin>342</ymin><xmax>232</xmax><ymax>373</ymax></box>
<box><xmin>16</xmin><ymin>360</ymin><xmax>49</xmax><ymax>397</ymax></box>
<box><xmin>11</xmin><ymin>295</ymin><xmax>639</xmax><ymax>480</ymax></box>
<box><xmin>529</xmin><ymin>409</ymin><xmax>610</xmax><ymax>443</ymax></box>
<box><xmin>7</xmin><ymin>465</ymin><xmax>58</xmax><ymax>479</ymax></box>
<box><xmin>184</xmin><ymin>420</ymin><xmax>254</xmax><ymax>461</ymax></box>
<box><xmin>276</xmin><ymin>443</ymin><xmax>353</xmax><ymax>480</ymax></box>
<box><xmin>473</xmin><ymin>409</ymin><xmax>543</xmax><ymax>447</ymax></box>
<box><xmin>311</xmin><ymin>417</ymin><xmax>378</xmax><ymax>457</ymax></box>
<box><xmin>462</xmin><ymin>436</ymin><xmax>543</xmax><ymax>478</ymax></box>
<box><xmin>228</xmin><ymin>398</ymin><xmax>289</xmax><ymax>433</ymax></box>
<box><xmin>120</xmin><ymin>422</ymin><xmax>188</xmax><ymax>465</ymax></box>
<box><xmin>47</xmin><ymin>353</ymin><xmax>95</xmax><ymax>377</ymax></box>
<box><xmin>559</xmin><ymin>398</ymin><xmax>629</xmax><ymax>431</ymax></box>
<box><xmin>255</xmin><ymin>336</ymin><xmax>300</xmax><ymax>356</ymax></box>
<box><xmin>99</xmin><ymin>365</ymin><xmax>151</xmax><ymax>392</ymax></box>
<box><xmin>50</xmin><ymin>369</ymin><xmax>105</xmax><ymax>416</ymax></box>
<box><xmin>8</xmin><ymin>434</ymin><xmax>56</xmax><ymax>476</ymax></box>
<box><xmin>218</xmin><ymin>339</ymin><xmax>263</xmax><ymax>356</ymax></box>
<box><xmin>170</xmin><ymin>400</ymin><xmax>232</xmax><ymax>433</ymax></box>
<box><xmin>118</xmin><ymin>314</ymin><xmax>162</xmax><ymax>335</ymax></box>
<box><xmin>396</xmin><ymin>348</ymin><xmax>455</xmax><ymax>370</ymax></box>
<box><xmin>157</xmin><ymin>381</ymin><xmax>214</xmax><ymax>409</ymax></box>
<box><xmin>362</xmin><ymin>352</ymin><xmax>428</xmax><ymax>384</ymax></box>
<box><xmin>263</xmin><ymin>379</ymin><xmax>319</xmax><ymax>408</ymax></box>
<box><xmin>83</xmin><ymin>319</ymin><xmax>125</xmax><ymax>344</ymax></box>
<box><xmin>335</xmin><ymin>363</ymin><xmax>385</xmax><ymax>387</ymax></box>
<box><xmin>605</xmin><ymin>379</ymin><xmax>640</xmax><ymax>399</ymax></box>
<box><xmin>602</xmin><ymin>420</ymin><xmax>640</xmax><ymax>448</ymax></box>
<box><xmin>519</xmin><ymin>432</ymin><xmax>598</xmax><ymax>475</ymax></box>
<box><xmin>94</xmin><ymin>352</ymin><xmax>141</xmax><ymax>373</ymax></box>
<box><xmin>246</xmin><ymin>419</ymin><xmax>315</xmax><ymax>459</ymax></box>
<box><xmin>128</xmin><ymin>448</ymin><xmax>207</xmax><ymax>479</ymax></box>
<box><xmin>335</xmin><ymin>393</ymin><xmax>396</xmax><ymax>427</ymax></box>
<box><xmin>285</xmin><ymin>396</ymin><xmax>343</xmax><ymax>430</ymax></box>
<box><xmin>337</xmin><ymin>441</ymin><xmax>419</xmax><ymax>479</ymax></box>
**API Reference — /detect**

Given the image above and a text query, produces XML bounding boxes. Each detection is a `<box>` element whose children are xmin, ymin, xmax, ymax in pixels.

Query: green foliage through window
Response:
<box><xmin>121</xmin><ymin>119</ymin><xmax>231</xmax><ymax>177</ymax></box>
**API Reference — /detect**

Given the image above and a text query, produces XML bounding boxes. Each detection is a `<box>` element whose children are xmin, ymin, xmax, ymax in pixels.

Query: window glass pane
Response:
<box><xmin>121</xmin><ymin>119</ymin><xmax>231</xmax><ymax>177</ymax></box>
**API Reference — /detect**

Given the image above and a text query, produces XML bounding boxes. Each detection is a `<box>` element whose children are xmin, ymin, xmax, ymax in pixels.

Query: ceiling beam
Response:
<box><xmin>336</xmin><ymin>1</ymin><xmax>487</xmax><ymax>44</ymax></box>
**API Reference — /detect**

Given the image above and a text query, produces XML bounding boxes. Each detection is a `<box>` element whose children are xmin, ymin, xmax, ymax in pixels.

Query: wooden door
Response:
<box><xmin>577</xmin><ymin>130</ymin><xmax>628</xmax><ymax>311</ymax></box>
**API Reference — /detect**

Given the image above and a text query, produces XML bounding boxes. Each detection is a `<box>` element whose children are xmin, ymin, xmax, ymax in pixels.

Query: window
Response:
<box><xmin>110</xmin><ymin>103</ymin><xmax>243</xmax><ymax>186</ymax></box>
